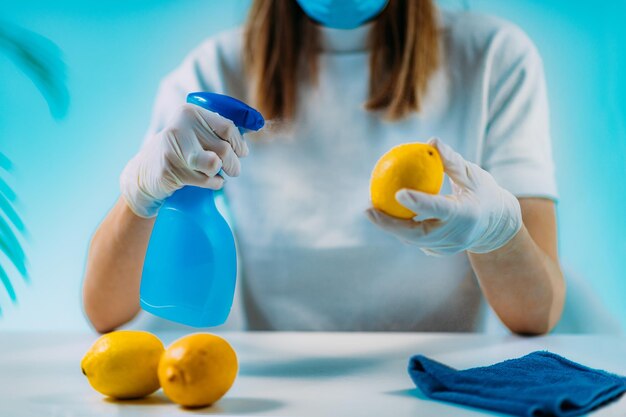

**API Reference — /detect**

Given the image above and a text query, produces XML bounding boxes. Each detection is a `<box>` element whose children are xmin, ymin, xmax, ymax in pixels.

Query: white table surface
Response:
<box><xmin>0</xmin><ymin>331</ymin><xmax>625</xmax><ymax>417</ymax></box>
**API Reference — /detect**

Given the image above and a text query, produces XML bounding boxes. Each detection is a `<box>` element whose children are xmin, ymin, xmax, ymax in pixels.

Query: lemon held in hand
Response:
<box><xmin>81</xmin><ymin>330</ymin><xmax>164</xmax><ymax>399</ymax></box>
<box><xmin>370</xmin><ymin>142</ymin><xmax>444</xmax><ymax>219</ymax></box>
<box><xmin>159</xmin><ymin>333</ymin><xmax>238</xmax><ymax>408</ymax></box>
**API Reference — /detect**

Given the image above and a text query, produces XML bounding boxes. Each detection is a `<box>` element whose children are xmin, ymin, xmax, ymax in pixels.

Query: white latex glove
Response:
<box><xmin>120</xmin><ymin>104</ymin><xmax>249</xmax><ymax>218</ymax></box>
<box><xmin>366</xmin><ymin>138</ymin><xmax>522</xmax><ymax>256</ymax></box>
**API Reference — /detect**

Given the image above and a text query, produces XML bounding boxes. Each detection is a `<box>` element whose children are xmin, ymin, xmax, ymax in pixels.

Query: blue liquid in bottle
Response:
<box><xmin>140</xmin><ymin>92</ymin><xmax>264</xmax><ymax>327</ymax></box>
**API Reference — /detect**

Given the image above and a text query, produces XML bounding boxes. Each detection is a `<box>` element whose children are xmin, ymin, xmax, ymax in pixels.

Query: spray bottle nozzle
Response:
<box><xmin>187</xmin><ymin>92</ymin><xmax>265</xmax><ymax>131</ymax></box>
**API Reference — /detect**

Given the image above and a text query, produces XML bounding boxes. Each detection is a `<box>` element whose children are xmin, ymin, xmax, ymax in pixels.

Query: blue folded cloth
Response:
<box><xmin>408</xmin><ymin>351</ymin><xmax>626</xmax><ymax>417</ymax></box>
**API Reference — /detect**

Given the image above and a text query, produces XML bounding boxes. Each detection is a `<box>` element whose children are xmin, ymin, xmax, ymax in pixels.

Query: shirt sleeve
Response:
<box><xmin>481</xmin><ymin>25</ymin><xmax>558</xmax><ymax>201</ymax></box>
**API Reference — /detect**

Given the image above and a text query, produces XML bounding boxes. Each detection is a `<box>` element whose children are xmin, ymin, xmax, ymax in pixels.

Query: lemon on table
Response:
<box><xmin>159</xmin><ymin>333</ymin><xmax>238</xmax><ymax>408</ymax></box>
<box><xmin>370</xmin><ymin>142</ymin><xmax>444</xmax><ymax>219</ymax></box>
<box><xmin>81</xmin><ymin>330</ymin><xmax>164</xmax><ymax>399</ymax></box>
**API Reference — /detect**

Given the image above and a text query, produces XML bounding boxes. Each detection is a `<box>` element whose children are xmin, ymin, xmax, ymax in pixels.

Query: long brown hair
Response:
<box><xmin>244</xmin><ymin>0</ymin><xmax>440</xmax><ymax>121</ymax></box>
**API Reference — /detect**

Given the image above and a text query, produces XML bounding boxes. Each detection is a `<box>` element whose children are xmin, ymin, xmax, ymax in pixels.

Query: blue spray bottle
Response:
<box><xmin>140</xmin><ymin>92</ymin><xmax>264</xmax><ymax>327</ymax></box>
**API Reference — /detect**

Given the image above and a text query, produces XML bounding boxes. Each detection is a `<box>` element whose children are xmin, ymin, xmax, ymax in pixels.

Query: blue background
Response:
<box><xmin>0</xmin><ymin>0</ymin><xmax>624</xmax><ymax>331</ymax></box>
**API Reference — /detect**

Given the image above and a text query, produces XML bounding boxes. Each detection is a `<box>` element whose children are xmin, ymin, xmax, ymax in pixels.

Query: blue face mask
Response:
<box><xmin>295</xmin><ymin>0</ymin><xmax>390</xmax><ymax>30</ymax></box>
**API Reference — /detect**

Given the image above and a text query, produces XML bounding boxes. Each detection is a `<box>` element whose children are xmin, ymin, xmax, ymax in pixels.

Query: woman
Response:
<box><xmin>83</xmin><ymin>0</ymin><xmax>565</xmax><ymax>334</ymax></box>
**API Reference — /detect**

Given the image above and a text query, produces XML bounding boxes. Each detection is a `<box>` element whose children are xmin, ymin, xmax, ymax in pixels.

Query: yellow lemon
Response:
<box><xmin>370</xmin><ymin>142</ymin><xmax>444</xmax><ymax>219</ymax></box>
<box><xmin>81</xmin><ymin>330</ymin><xmax>164</xmax><ymax>399</ymax></box>
<box><xmin>158</xmin><ymin>333</ymin><xmax>238</xmax><ymax>408</ymax></box>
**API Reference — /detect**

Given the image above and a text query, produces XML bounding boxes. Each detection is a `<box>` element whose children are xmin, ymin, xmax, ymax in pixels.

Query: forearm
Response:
<box><xmin>82</xmin><ymin>197</ymin><xmax>155</xmax><ymax>333</ymax></box>
<box><xmin>468</xmin><ymin>225</ymin><xmax>565</xmax><ymax>335</ymax></box>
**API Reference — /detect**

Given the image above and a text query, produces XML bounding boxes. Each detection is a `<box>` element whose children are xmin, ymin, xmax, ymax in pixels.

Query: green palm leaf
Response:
<box><xmin>0</xmin><ymin>22</ymin><xmax>68</xmax><ymax>311</ymax></box>
<box><xmin>0</xmin><ymin>177</ymin><xmax>17</xmax><ymax>202</ymax></box>
<box><xmin>0</xmin><ymin>171</ymin><xmax>27</xmax><ymax>306</ymax></box>
<box><xmin>0</xmin><ymin>268</ymin><xmax>16</xmax><ymax>303</ymax></box>
<box><xmin>0</xmin><ymin>213</ymin><xmax>27</xmax><ymax>277</ymax></box>
<box><xmin>0</xmin><ymin>22</ymin><xmax>69</xmax><ymax>119</ymax></box>
<box><xmin>0</xmin><ymin>191</ymin><xmax>25</xmax><ymax>233</ymax></box>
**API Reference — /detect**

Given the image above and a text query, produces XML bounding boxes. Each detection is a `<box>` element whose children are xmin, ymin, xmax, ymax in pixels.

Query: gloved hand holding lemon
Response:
<box><xmin>81</xmin><ymin>330</ymin><xmax>238</xmax><ymax>408</ymax></box>
<box><xmin>370</xmin><ymin>141</ymin><xmax>445</xmax><ymax>219</ymax></box>
<box><xmin>368</xmin><ymin>138</ymin><xmax>522</xmax><ymax>255</ymax></box>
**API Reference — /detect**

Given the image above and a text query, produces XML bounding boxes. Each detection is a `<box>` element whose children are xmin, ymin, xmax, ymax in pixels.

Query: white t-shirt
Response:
<box><xmin>137</xmin><ymin>10</ymin><xmax>557</xmax><ymax>332</ymax></box>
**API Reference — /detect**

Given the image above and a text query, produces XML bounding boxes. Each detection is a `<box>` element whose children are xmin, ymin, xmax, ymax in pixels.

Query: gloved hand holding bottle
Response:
<box><xmin>366</xmin><ymin>138</ymin><xmax>523</xmax><ymax>256</ymax></box>
<box><xmin>120</xmin><ymin>104</ymin><xmax>249</xmax><ymax>218</ymax></box>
